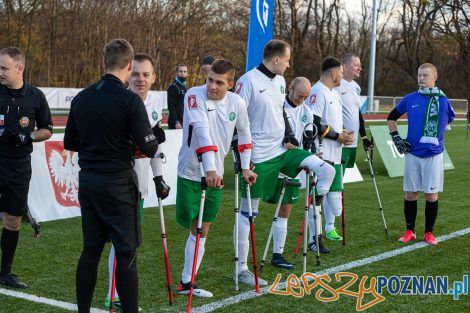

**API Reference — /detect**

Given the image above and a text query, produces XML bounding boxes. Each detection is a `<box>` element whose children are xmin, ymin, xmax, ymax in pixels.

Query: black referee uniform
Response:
<box><xmin>64</xmin><ymin>74</ymin><xmax>158</xmax><ymax>313</ymax></box>
<box><xmin>0</xmin><ymin>82</ymin><xmax>52</xmax><ymax>287</ymax></box>
<box><xmin>167</xmin><ymin>78</ymin><xmax>187</xmax><ymax>129</ymax></box>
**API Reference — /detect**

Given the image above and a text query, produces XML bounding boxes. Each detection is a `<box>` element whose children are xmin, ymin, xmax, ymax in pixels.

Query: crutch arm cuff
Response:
<box><xmin>196</xmin><ymin>145</ymin><xmax>219</xmax><ymax>154</ymax></box>
<box><xmin>238</xmin><ymin>143</ymin><xmax>253</xmax><ymax>153</ymax></box>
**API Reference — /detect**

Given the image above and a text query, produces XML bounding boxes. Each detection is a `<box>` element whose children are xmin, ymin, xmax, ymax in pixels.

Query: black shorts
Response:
<box><xmin>0</xmin><ymin>156</ymin><xmax>32</xmax><ymax>217</ymax></box>
<box><xmin>78</xmin><ymin>170</ymin><xmax>140</xmax><ymax>252</ymax></box>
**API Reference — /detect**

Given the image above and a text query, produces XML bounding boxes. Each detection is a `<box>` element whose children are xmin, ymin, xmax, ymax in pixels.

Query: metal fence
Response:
<box><xmin>369</xmin><ymin>96</ymin><xmax>468</xmax><ymax>114</ymax></box>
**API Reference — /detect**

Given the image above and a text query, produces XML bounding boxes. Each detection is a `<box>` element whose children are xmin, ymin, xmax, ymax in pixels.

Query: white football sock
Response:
<box><xmin>107</xmin><ymin>245</ymin><xmax>119</xmax><ymax>299</ymax></box>
<box><xmin>273</xmin><ymin>217</ymin><xmax>288</xmax><ymax>254</ymax></box>
<box><xmin>181</xmin><ymin>233</ymin><xmax>206</xmax><ymax>284</ymax></box>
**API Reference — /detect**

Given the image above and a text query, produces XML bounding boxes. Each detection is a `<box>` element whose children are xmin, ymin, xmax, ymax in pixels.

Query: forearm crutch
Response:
<box><xmin>109</xmin><ymin>256</ymin><xmax>117</xmax><ymax>313</ymax></box>
<box><xmin>366</xmin><ymin>149</ymin><xmax>389</xmax><ymax>238</ymax></box>
<box><xmin>232</xmin><ymin>149</ymin><xmax>241</xmax><ymax>291</ymax></box>
<box><xmin>260</xmin><ymin>177</ymin><xmax>302</xmax><ymax>272</ymax></box>
<box><xmin>302</xmin><ymin>170</ymin><xmax>312</xmax><ymax>273</ymax></box>
<box><xmin>187</xmin><ymin>149</ymin><xmax>211</xmax><ymax>313</ymax></box>
<box><xmin>246</xmin><ymin>184</ymin><xmax>260</xmax><ymax>293</ymax></box>
<box><xmin>158</xmin><ymin>197</ymin><xmax>173</xmax><ymax>305</ymax></box>
<box><xmin>341</xmin><ymin>161</ymin><xmax>346</xmax><ymax>246</ymax></box>
<box><xmin>313</xmin><ymin>194</ymin><xmax>323</xmax><ymax>266</ymax></box>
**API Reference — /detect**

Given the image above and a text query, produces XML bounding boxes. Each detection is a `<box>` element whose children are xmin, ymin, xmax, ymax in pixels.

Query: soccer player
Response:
<box><xmin>307</xmin><ymin>57</ymin><xmax>354</xmax><ymax>247</ymax></box>
<box><xmin>104</xmin><ymin>53</ymin><xmax>170</xmax><ymax>309</ymax></box>
<box><xmin>176</xmin><ymin>59</ymin><xmax>256</xmax><ymax>297</ymax></box>
<box><xmin>262</xmin><ymin>77</ymin><xmax>313</xmax><ymax>269</ymax></box>
<box><xmin>167</xmin><ymin>64</ymin><xmax>188</xmax><ymax>129</ymax></box>
<box><xmin>65</xmin><ymin>39</ymin><xmax>158</xmax><ymax>313</ymax></box>
<box><xmin>387</xmin><ymin>63</ymin><xmax>454</xmax><ymax>245</ymax></box>
<box><xmin>334</xmin><ymin>53</ymin><xmax>373</xmax><ymax>173</ymax></box>
<box><xmin>0</xmin><ymin>47</ymin><xmax>53</xmax><ymax>289</ymax></box>
<box><xmin>234</xmin><ymin>40</ymin><xmax>335</xmax><ymax>286</ymax></box>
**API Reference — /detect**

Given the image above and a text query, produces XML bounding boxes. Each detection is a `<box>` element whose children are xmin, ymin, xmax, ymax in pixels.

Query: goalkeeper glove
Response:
<box><xmin>390</xmin><ymin>131</ymin><xmax>411</xmax><ymax>154</ymax></box>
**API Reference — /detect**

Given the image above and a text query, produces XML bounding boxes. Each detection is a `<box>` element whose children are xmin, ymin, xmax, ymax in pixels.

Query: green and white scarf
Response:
<box><xmin>418</xmin><ymin>87</ymin><xmax>446</xmax><ymax>146</ymax></box>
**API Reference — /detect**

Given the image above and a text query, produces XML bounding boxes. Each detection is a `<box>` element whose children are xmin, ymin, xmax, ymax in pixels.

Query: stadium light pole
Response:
<box><xmin>367</xmin><ymin>0</ymin><xmax>378</xmax><ymax>113</ymax></box>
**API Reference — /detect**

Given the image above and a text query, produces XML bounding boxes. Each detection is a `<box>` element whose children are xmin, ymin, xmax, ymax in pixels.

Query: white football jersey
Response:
<box><xmin>134</xmin><ymin>92</ymin><xmax>164</xmax><ymax>197</ymax></box>
<box><xmin>235</xmin><ymin>68</ymin><xmax>287</xmax><ymax>163</ymax></box>
<box><xmin>178</xmin><ymin>85</ymin><xmax>251</xmax><ymax>181</ymax></box>
<box><xmin>334</xmin><ymin>79</ymin><xmax>361</xmax><ymax>147</ymax></box>
<box><xmin>307</xmin><ymin>81</ymin><xmax>343</xmax><ymax>164</ymax></box>
<box><xmin>283</xmin><ymin>99</ymin><xmax>314</xmax><ymax>147</ymax></box>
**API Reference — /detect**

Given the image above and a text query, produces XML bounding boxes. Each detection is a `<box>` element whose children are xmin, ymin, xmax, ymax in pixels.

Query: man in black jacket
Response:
<box><xmin>167</xmin><ymin>64</ymin><xmax>188</xmax><ymax>129</ymax></box>
<box><xmin>0</xmin><ymin>47</ymin><xmax>53</xmax><ymax>289</ymax></box>
<box><xmin>64</xmin><ymin>39</ymin><xmax>158</xmax><ymax>313</ymax></box>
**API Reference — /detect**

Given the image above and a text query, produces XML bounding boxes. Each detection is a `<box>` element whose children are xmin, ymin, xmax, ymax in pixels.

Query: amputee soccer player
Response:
<box><xmin>307</xmin><ymin>57</ymin><xmax>354</xmax><ymax>246</ymax></box>
<box><xmin>234</xmin><ymin>40</ymin><xmax>335</xmax><ymax>286</ymax></box>
<box><xmin>387</xmin><ymin>63</ymin><xmax>455</xmax><ymax>245</ymax></box>
<box><xmin>176</xmin><ymin>59</ymin><xmax>256</xmax><ymax>297</ymax></box>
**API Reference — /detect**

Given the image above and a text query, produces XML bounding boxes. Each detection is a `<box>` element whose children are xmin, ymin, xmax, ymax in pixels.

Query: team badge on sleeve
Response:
<box><xmin>235</xmin><ymin>82</ymin><xmax>243</xmax><ymax>95</ymax></box>
<box><xmin>309</xmin><ymin>94</ymin><xmax>317</xmax><ymax>105</ymax></box>
<box><xmin>188</xmin><ymin>95</ymin><xmax>197</xmax><ymax>110</ymax></box>
<box><xmin>229</xmin><ymin>112</ymin><xmax>236</xmax><ymax>121</ymax></box>
<box><xmin>152</xmin><ymin>111</ymin><xmax>158</xmax><ymax>121</ymax></box>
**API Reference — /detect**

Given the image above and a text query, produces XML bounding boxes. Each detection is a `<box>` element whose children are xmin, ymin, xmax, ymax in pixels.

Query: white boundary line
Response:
<box><xmin>0</xmin><ymin>288</ymin><xmax>107</xmax><ymax>313</ymax></box>
<box><xmin>192</xmin><ymin>227</ymin><xmax>470</xmax><ymax>313</ymax></box>
<box><xmin>0</xmin><ymin>228</ymin><xmax>468</xmax><ymax>312</ymax></box>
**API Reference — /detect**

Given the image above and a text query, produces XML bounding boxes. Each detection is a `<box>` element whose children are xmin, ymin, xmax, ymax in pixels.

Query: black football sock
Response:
<box><xmin>404</xmin><ymin>200</ymin><xmax>417</xmax><ymax>231</ymax></box>
<box><xmin>76</xmin><ymin>246</ymin><xmax>103</xmax><ymax>313</ymax></box>
<box><xmin>1</xmin><ymin>228</ymin><xmax>20</xmax><ymax>275</ymax></box>
<box><xmin>115</xmin><ymin>251</ymin><xmax>139</xmax><ymax>313</ymax></box>
<box><xmin>425</xmin><ymin>200</ymin><xmax>438</xmax><ymax>233</ymax></box>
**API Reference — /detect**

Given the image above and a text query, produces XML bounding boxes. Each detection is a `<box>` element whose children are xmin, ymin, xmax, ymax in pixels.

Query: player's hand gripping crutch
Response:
<box><xmin>231</xmin><ymin>145</ymin><xmax>242</xmax><ymax>291</ymax></box>
<box><xmin>187</xmin><ymin>148</ymin><xmax>220</xmax><ymax>312</ymax></box>
<box><xmin>109</xmin><ymin>256</ymin><xmax>117</xmax><ymax>313</ymax></box>
<box><xmin>365</xmin><ymin>149</ymin><xmax>389</xmax><ymax>238</ymax></box>
<box><xmin>259</xmin><ymin>177</ymin><xmax>302</xmax><ymax>272</ymax></box>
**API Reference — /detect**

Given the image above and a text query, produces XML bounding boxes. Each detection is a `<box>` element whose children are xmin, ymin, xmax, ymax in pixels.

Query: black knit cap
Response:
<box><xmin>202</xmin><ymin>55</ymin><xmax>215</xmax><ymax>65</ymax></box>
<box><xmin>321</xmin><ymin>56</ymin><xmax>342</xmax><ymax>73</ymax></box>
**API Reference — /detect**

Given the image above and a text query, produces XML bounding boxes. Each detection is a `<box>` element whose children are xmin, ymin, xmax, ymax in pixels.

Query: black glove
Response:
<box><xmin>283</xmin><ymin>135</ymin><xmax>299</xmax><ymax>148</ymax></box>
<box><xmin>0</xmin><ymin>128</ymin><xmax>13</xmax><ymax>143</ymax></box>
<box><xmin>362</xmin><ymin>137</ymin><xmax>373</xmax><ymax>151</ymax></box>
<box><xmin>14</xmin><ymin>132</ymin><xmax>33</xmax><ymax>146</ymax></box>
<box><xmin>303</xmin><ymin>130</ymin><xmax>315</xmax><ymax>151</ymax></box>
<box><xmin>153</xmin><ymin>175</ymin><xmax>170</xmax><ymax>200</ymax></box>
<box><xmin>152</xmin><ymin>124</ymin><xmax>166</xmax><ymax>144</ymax></box>
<box><xmin>390</xmin><ymin>131</ymin><xmax>411</xmax><ymax>154</ymax></box>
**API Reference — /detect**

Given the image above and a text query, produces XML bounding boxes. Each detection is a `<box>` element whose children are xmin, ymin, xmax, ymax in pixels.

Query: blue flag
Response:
<box><xmin>245</xmin><ymin>0</ymin><xmax>274</xmax><ymax>72</ymax></box>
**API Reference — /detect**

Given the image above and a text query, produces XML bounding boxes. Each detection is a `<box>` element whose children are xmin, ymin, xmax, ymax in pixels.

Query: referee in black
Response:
<box><xmin>64</xmin><ymin>39</ymin><xmax>158</xmax><ymax>313</ymax></box>
<box><xmin>0</xmin><ymin>47</ymin><xmax>53</xmax><ymax>289</ymax></box>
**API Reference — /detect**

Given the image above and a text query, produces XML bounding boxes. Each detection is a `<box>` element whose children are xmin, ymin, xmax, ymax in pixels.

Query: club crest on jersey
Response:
<box><xmin>235</xmin><ymin>82</ymin><xmax>243</xmax><ymax>95</ymax></box>
<box><xmin>152</xmin><ymin>111</ymin><xmax>158</xmax><ymax>121</ymax></box>
<box><xmin>19</xmin><ymin>116</ymin><xmax>30</xmax><ymax>127</ymax></box>
<box><xmin>229</xmin><ymin>112</ymin><xmax>236</xmax><ymax>121</ymax></box>
<box><xmin>188</xmin><ymin>95</ymin><xmax>197</xmax><ymax>110</ymax></box>
<box><xmin>309</xmin><ymin>94</ymin><xmax>317</xmax><ymax>105</ymax></box>
<box><xmin>356</xmin><ymin>87</ymin><xmax>361</xmax><ymax>95</ymax></box>
<box><xmin>301</xmin><ymin>115</ymin><xmax>308</xmax><ymax>123</ymax></box>
<box><xmin>280</xmin><ymin>85</ymin><xmax>285</xmax><ymax>94</ymax></box>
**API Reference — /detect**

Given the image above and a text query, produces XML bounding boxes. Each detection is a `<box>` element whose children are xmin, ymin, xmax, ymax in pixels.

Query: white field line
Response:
<box><xmin>0</xmin><ymin>228</ymin><xmax>468</xmax><ymax>313</ymax></box>
<box><xmin>192</xmin><ymin>227</ymin><xmax>470</xmax><ymax>313</ymax></box>
<box><xmin>0</xmin><ymin>288</ymin><xmax>107</xmax><ymax>313</ymax></box>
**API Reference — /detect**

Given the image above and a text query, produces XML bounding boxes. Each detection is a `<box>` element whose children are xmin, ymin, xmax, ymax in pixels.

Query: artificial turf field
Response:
<box><xmin>1</xmin><ymin>121</ymin><xmax>469</xmax><ymax>312</ymax></box>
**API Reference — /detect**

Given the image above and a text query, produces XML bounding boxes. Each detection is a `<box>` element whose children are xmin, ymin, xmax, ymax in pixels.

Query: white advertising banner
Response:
<box><xmin>28</xmin><ymin>130</ymin><xmax>182</xmax><ymax>222</ymax></box>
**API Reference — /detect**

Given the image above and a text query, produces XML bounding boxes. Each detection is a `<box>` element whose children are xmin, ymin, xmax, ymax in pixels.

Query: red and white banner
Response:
<box><xmin>28</xmin><ymin>131</ymin><xmax>182</xmax><ymax>222</ymax></box>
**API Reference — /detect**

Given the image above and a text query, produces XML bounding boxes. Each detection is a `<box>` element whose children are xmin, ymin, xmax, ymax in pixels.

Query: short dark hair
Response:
<box><xmin>0</xmin><ymin>47</ymin><xmax>25</xmax><ymax>65</ymax></box>
<box><xmin>103</xmin><ymin>39</ymin><xmax>134</xmax><ymax>71</ymax></box>
<box><xmin>341</xmin><ymin>53</ymin><xmax>359</xmax><ymax>65</ymax></box>
<box><xmin>202</xmin><ymin>55</ymin><xmax>215</xmax><ymax>65</ymax></box>
<box><xmin>263</xmin><ymin>39</ymin><xmax>290</xmax><ymax>61</ymax></box>
<box><xmin>321</xmin><ymin>56</ymin><xmax>342</xmax><ymax>75</ymax></box>
<box><xmin>210</xmin><ymin>59</ymin><xmax>235</xmax><ymax>81</ymax></box>
<box><xmin>134</xmin><ymin>53</ymin><xmax>156</xmax><ymax>73</ymax></box>
<box><xmin>176</xmin><ymin>64</ymin><xmax>187</xmax><ymax>72</ymax></box>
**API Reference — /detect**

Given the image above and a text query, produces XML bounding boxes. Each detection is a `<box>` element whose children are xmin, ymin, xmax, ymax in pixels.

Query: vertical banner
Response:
<box><xmin>245</xmin><ymin>0</ymin><xmax>275</xmax><ymax>72</ymax></box>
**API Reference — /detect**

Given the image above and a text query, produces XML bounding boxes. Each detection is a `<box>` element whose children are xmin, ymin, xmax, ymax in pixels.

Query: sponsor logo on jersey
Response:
<box><xmin>188</xmin><ymin>95</ymin><xmax>197</xmax><ymax>110</ymax></box>
<box><xmin>229</xmin><ymin>112</ymin><xmax>236</xmax><ymax>121</ymax></box>
<box><xmin>301</xmin><ymin>115</ymin><xmax>308</xmax><ymax>123</ymax></box>
<box><xmin>152</xmin><ymin>111</ymin><xmax>158</xmax><ymax>121</ymax></box>
<box><xmin>309</xmin><ymin>94</ymin><xmax>317</xmax><ymax>105</ymax></box>
<box><xmin>19</xmin><ymin>116</ymin><xmax>30</xmax><ymax>127</ymax></box>
<box><xmin>46</xmin><ymin>141</ymin><xmax>80</xmax><ymax>207</ymax></box>
<box><xmin>235</xmin><ymin>82</ymin><xmax>243</xmax><ymax>95</ymax></box>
